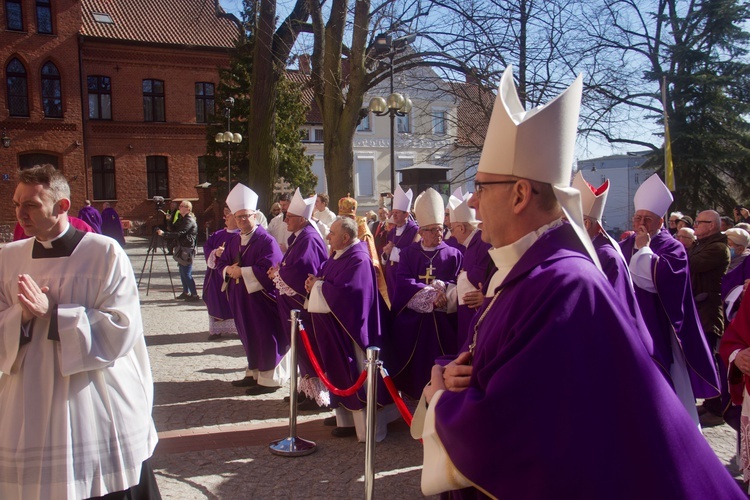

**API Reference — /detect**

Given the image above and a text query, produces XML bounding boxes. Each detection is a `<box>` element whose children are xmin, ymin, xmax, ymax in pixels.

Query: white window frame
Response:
<box><xmin>431</xmin><ymin>107</ymin><xmax>447</xmax><ymax>135</ymax></box>
<box><xmin>355</xmin><ymin>153</ymin><xmax>377</xmax><ymax>198</ymax></box>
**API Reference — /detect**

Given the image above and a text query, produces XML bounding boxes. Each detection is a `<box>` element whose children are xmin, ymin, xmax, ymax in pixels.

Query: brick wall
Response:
<box><xmin>0</xmin><ymin>1</ymin><xmax>233</xmax><ymax>235</ymax></box>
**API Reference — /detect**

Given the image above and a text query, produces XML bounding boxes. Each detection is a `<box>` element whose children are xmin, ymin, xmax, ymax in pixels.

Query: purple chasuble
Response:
<box><xmin>620</xmin><ymin>228</ymin><xmax>719</xmax><ymax>398</ymax></box>
<box><xmin>101</xmin><ymin>207</ymin><xmax>126</xmax><ymax>247</ymax></box>
<box><xmin>77</xmin><ymin>206</ymin><xmax>102</xmax><ymax>234</ymax></box>
<box><xmin>456</xmin><ymin>231</ymin><xmax>493</xmax><ymax>350</ymax></box>
<box><xmin>444</xmin><ymin>235</ymin><xmax>463</xmax><ymax>252</ymax></box>
<box><xmin>203</xmin><ymin>229</ymin><xmax>238</xmax><ymax>321</ymax></box>
<box><xmin>722</xmin><ymin>255</ymin><xmax>750</xmax><ymax>299</ymax></box>
<box><xmin>384</xmin><ymin>220</ymin><xmax>420</xmax><ymax>304</ymax></box>
<box><xmin>309</xmin><ymin>243</ymin><xmax>387</xmax><ymax>410</ymax></box>
<box><xmin>277</xmin><ymin>223</ymin><xmax>328</xmax><ymax>378</ymax></box>
<box><xmin>389</xmin><ymin>241</ymin><xmax>462</xmax><ymax>400</ymax></box>
<box><xmin>435</xmin><ymin>224</ymin><xmax>743</xmax><ymax>499</ymax></box>
<box><xmin>217</xmin><ymin>226</ymin><xmax>286</xmax><ymax>371</ymax></box>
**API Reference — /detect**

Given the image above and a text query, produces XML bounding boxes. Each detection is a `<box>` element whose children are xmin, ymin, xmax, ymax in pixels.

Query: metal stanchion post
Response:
<box><xmin>364</xmin><ymin>346</ymin><xmax>380</xmax><ymax>500</ymax></box>
<box><xmin>269</xmin><ymin>309</ymin><xmax>317</xmax><ymax>456</ymax></box>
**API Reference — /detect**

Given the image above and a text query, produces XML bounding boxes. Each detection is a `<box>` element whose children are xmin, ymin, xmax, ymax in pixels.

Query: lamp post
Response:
<box><xmin>214</xmin><ymin>97</ymin><xmax>242</xmax><ymax>191</ymax></box>
<box><xmin>369</xmin><ymin>33</ymin><xmax>416</xmax><ymax>194</ymax></box>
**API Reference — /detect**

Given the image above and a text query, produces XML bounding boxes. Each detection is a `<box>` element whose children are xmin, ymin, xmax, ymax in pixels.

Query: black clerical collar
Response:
<box><xmin>32</xmin><ymin>225</ymin><xmax>85</xmax><ymax>258</ymax></box>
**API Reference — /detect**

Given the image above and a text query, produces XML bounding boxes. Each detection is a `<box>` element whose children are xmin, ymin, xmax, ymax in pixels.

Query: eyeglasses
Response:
<box><xmin>235</xmin><ymin>213</ymin><xmax>254</xmax><ymax>221</ymax></box>
<box><xmin>420</xmin><ymin>226</ymin><xmax>442</xmax><ymax>234</ymax></box>
<box><xmin>632</xmin><ymin>215</ymin><xmax>656</xmax><ymax>224</ymax></box>
<box><xmin>474</xmin><ymin>180</ymin><xmax>518</xmax><ymax>194</ymax></box>
<box><xmin>694</xmin><ymin>220</ymin><xmax>713</xmax><ymax>225</ymax></box>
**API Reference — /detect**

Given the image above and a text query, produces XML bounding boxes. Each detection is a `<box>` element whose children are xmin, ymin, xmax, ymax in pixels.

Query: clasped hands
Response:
<box><xmin>17</xmin><ymin>274</ymin><xmax>51</xmax><ymax>324</ymax></box>
<box><xmin>226</xmin><ymin>264</ymin><xmax>243</xmax><ymax>280</ymax></box>
<box><xmin>304</xmin><ymin>274</ymin><xmax>319</xmax><ymax>294</ymax></box>
<box><xmin>424</xmin><ymin>351</ymin><xmax>473</xmax><ymax>404</ymax></box>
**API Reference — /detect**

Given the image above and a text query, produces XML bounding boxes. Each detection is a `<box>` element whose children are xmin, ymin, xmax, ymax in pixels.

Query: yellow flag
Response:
<box><xmin>662</xmin><ymin>78</ymin><xmax>675</xmax><ymax>191</ymax></box>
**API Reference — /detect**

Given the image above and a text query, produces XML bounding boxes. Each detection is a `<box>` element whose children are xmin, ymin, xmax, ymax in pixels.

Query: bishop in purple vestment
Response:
<box><xmin>382</xmin><ymin>215</ymin><xmax>419</xmax><ymax>303</ymax></box>
<box><xmin>621</xmin><ymin>227</ymin><xmax>720</xmax><ymax>399</ymax></box>
<box><xmin>219</xmin><ymin>185</ymin><xmax>288</xmax><ymax>393</ymax></box>
<box><xmin>203</xmin><ymin>206</ymin><xmax>240</xmax><ymax>338</ymax></box>
<box><xmin>390</xmin><ymin>190</ymin><xmax>463</xmax><ymax>400</ymax></box>
<box><xmin>101</xmin><ymin>203</ymin><xmax>126</xmax><ymax>247</ymax></box>
<box><xmin>306</xmin><ymin>218</ymin><xmax>392</xmax><ymax>440</ymax></box>
<box><xmin>425</xmin><ymin>223</ymin><xmax>743</xmax><ymax>499</ymax></box>
<box><xmin>270</xmin><ymin>190</ymin><xmax>329</xmax><ymax>405</ymax></box>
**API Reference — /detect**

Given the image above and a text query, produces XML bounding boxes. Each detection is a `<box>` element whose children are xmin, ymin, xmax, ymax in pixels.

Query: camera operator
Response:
<box><xmin>157</xmin><ymin>201</ymin><xmax>199</xmax><ymax>301</ymax></box>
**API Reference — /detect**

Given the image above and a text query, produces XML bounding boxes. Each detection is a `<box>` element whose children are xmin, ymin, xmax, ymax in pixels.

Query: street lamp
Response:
<box><xmin>368</xmin><ymin>33</ymin><xmax>416</xmax><ymax>195</ymax></box>
<box><xmin>1</xmin><ymin>128</ymin><xmax>10</xmax><ymax>148</ymax></box>
<box><xmin>214</xmin><ymin>97</ymin><xmax>242</xmax><ymax>191</ymax></box>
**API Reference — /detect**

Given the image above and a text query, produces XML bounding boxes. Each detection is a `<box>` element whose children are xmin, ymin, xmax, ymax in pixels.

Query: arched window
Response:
<box><xmin>41</xmin><ymin>61</ymin><xmax>62</xmax><ymax>117</ymax></box>
<box><xmin>19</xmin><ymin>153</ymin><xmax>59</xmax><ymax>170</ymax></box>
<box><xmin>6</xmin><ymin>58</ymin><xmax>29</xmax><ymax>117</ymax></box>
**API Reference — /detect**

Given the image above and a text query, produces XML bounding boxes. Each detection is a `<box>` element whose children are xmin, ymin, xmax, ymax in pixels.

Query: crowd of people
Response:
<box><xmin>3</xmin><ymin>63</ymin><xmax>750</xmax><ymax>498</ymax></box>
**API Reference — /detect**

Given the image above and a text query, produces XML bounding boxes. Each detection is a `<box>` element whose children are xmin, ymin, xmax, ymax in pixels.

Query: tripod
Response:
<box><xmin>138</xmin><ymin>231</ymin><xmax>177</xmax><ymax>297</ymax></box>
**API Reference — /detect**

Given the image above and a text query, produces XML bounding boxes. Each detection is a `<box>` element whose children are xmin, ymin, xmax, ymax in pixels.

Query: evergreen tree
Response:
<box><xmin>205</xmin><ymin>0</ymin><xmax>315</xmax><ymax>209</ymax></box>
<box><xmin>629</xmin><ymin>0</ymin><xmax>750</xmax><ymax>213</ymax></box>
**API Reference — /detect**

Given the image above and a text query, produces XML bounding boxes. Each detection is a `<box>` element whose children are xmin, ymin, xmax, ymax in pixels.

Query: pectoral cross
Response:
<box><xmin>419</xmin><ymin>264</ymin><xmax>436</xmax><ymax>285</ymax></box>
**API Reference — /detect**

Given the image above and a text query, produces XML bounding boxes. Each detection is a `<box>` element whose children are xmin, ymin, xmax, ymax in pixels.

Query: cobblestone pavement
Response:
<box><xmin>124</xmin><ymin>236</ymin><xmax>743</xmax><ymax>498</ymax></box>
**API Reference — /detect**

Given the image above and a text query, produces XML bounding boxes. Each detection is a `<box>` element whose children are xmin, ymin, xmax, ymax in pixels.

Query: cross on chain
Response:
<box><xmin>419</xmin><ymin>264</ymin><xmax>436</xmax><ymax>285</ymax></box>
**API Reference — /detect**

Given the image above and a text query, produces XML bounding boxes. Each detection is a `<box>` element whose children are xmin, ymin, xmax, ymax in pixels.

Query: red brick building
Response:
<box><xmin>1</xmin><ymin>0</ymin><xmax>239</xmax><ymax>232</ymax></box>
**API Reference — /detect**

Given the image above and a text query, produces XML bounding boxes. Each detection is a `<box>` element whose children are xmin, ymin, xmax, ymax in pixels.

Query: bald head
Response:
<box><xmin>694</xmin><ymin>210</ymin><xmax>721</xmax><ymax>240</ymax></box>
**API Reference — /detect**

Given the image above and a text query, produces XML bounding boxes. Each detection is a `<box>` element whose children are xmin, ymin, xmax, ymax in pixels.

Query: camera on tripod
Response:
<box><xmin>152</xmin><ymin>196</ymin><xmax>166</xmax><ymax>213</ymax></box>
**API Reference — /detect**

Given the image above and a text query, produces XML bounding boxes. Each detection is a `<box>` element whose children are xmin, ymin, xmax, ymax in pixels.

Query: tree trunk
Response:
<box><xmin>247</xmin><ymin>0</ymin><xmax>278</xmax><ymax>212</ymax></box>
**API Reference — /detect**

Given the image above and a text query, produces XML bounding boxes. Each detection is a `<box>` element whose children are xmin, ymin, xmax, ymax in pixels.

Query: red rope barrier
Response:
<box><xmin>297</xmin><ymin>323</ymin><xmax>414</xmax><ymax>428</ymax></box>
<box><xmin>378</xmin><ymin>365</ymin><xmax>413</xmax><ymax>427</ymax></box>
<box><xmin>298</xmin><ymin>326</ymin><xmax>368</xmax><ymax>397</ymax></box>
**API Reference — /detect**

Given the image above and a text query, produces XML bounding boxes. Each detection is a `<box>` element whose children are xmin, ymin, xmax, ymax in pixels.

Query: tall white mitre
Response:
<box><xmin>414</xmin><ymin>188</ymin><xmax>444</xmax><ymax>227</ymax></box>
<box><xmin>571</xmin><ymin>171</ymin><xmax>609</xmax><ymax>222</ymax></box>
<box><xmin>288</xmin><ymin>188</ymin><xmax>316</xmax><ymax>219</ymax></box>
<box><xmin>393</xmin><ymin>185</ymin><xmax>414</xmax><ymax>213</ymax></box>
<box><xmin>448</xmin><ymin>187</ymin><xmax>477</xmax><ymax>224</ymax></box>
<box><xmin>634</xmin><ymin>173</ymin><xmax>673</xmax><ymax>217</ymax></box>
<box><xmin>226</xmin><ymin>183</ymin><xmax>258</xmax><ymax>213</ymax></box>
<box><xmin>478</xmin><ymin>65</ymin><xmax>601</xmax><ymax>270</ymax></box>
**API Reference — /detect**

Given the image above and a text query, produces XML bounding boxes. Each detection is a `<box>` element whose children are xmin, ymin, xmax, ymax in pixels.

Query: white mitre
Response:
<box><xmin>478</xmin><ymin>65</ymin><xmax>600</xmax><ymax>270</ymax></box>
<box><xmin>393</xmin><ymin>185</ymin><xmax>414</xmax><ymax>213</ymax></box>
<box><xmin>414</xmin><ymin>188</ymin><xmax>444</xmax><ymax>227</ymax></box>
<box><xmin>448</xmin><ymin>187</ymin><xmax>477</xmax><ymax>223</ymax></box>
<box><xmin>288</xmin><ymin>188</ymin><xmax>316</xmax><ymax>220</ymax></box>
<box><xmin>634</xmin><ymin>174</ymin><xmax>673</xmax><ymax>217</ymax></box>
<box><xmin>572</xmin><ymin>171</ymin><xmax>609</xmax><ymax>222</ymax></box>
<box><xmin>226</xmin><ymin>183</ymin><xmax>258</xmax><ymax>214</ymax></box>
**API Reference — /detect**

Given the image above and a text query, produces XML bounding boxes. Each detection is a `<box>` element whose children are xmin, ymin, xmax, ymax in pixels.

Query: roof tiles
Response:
<box><xmin>80</xmin><ymin>0</ymin><xmax>240</xmax><ymax>48</ymax></box>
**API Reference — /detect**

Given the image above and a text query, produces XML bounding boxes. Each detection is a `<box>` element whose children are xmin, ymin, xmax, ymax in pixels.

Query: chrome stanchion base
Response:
<box><xmin>268</xmin><ymin>436</ymin><xmax>317</xmax><ymax>457</ymax></box>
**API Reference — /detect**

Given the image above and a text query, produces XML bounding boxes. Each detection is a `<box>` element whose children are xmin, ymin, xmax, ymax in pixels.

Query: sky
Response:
<box><xmin>216</xmin><ymin>0</ymin><xmax>649</xmax><ymax>162</ymax></box>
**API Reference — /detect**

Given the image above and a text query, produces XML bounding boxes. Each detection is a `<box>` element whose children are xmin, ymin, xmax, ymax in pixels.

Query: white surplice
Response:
<box><xmin>0</xmin><ymin>233</ymin><xmax>158</xmax><ymax>499</ymax></box>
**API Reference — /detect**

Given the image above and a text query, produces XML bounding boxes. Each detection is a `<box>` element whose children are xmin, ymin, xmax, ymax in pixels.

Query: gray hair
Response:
<box><xmin>336</xmin><ymin>216</ymin><xmax>357</xmax><ymax>240</ymax></box>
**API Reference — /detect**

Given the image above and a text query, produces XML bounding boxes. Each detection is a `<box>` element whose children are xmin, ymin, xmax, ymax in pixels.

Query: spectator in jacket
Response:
<box><xmin>158</xmin><ymin>201</ymin><xmax>199</xmax><ymax>301</ymax></box>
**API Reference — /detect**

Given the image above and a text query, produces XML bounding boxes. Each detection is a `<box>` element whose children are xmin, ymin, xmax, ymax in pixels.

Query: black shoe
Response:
<box><xmin>331</xmin><ymin>426</ymin><xmax>356</xmax><ymax>438</ymax></box>
<box><xmin>245</xmin><ymin>385</ymin><xmax>279</xmax><ymax>396</ymax></box>
<box><xmin>186</xmin><ymin>295</ymin><xmax>201</xmax><ymax>302</ymax></box>
<box><xmin>297</xmin><ymin>398</ymin><xmax>320</xmax><ymax>411</ymax></box>
<box><xmin>207</xmin><ymin>334</ymin><xmax>222</xmax><ymax>341</ymax></box>
<box><xmin>323</xmin><ymin>416</ymin><xmax>337</xmax><ymax>427</ymax></box>
<box><xmin>176</xmin><ymin>292</ymin><xmax>189</xmax><ymax>299</ymax></box>
<box><xmin>231</xmin><ymin>376</ymin><xmax>257</xmax><ymax>387</ymax></box>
